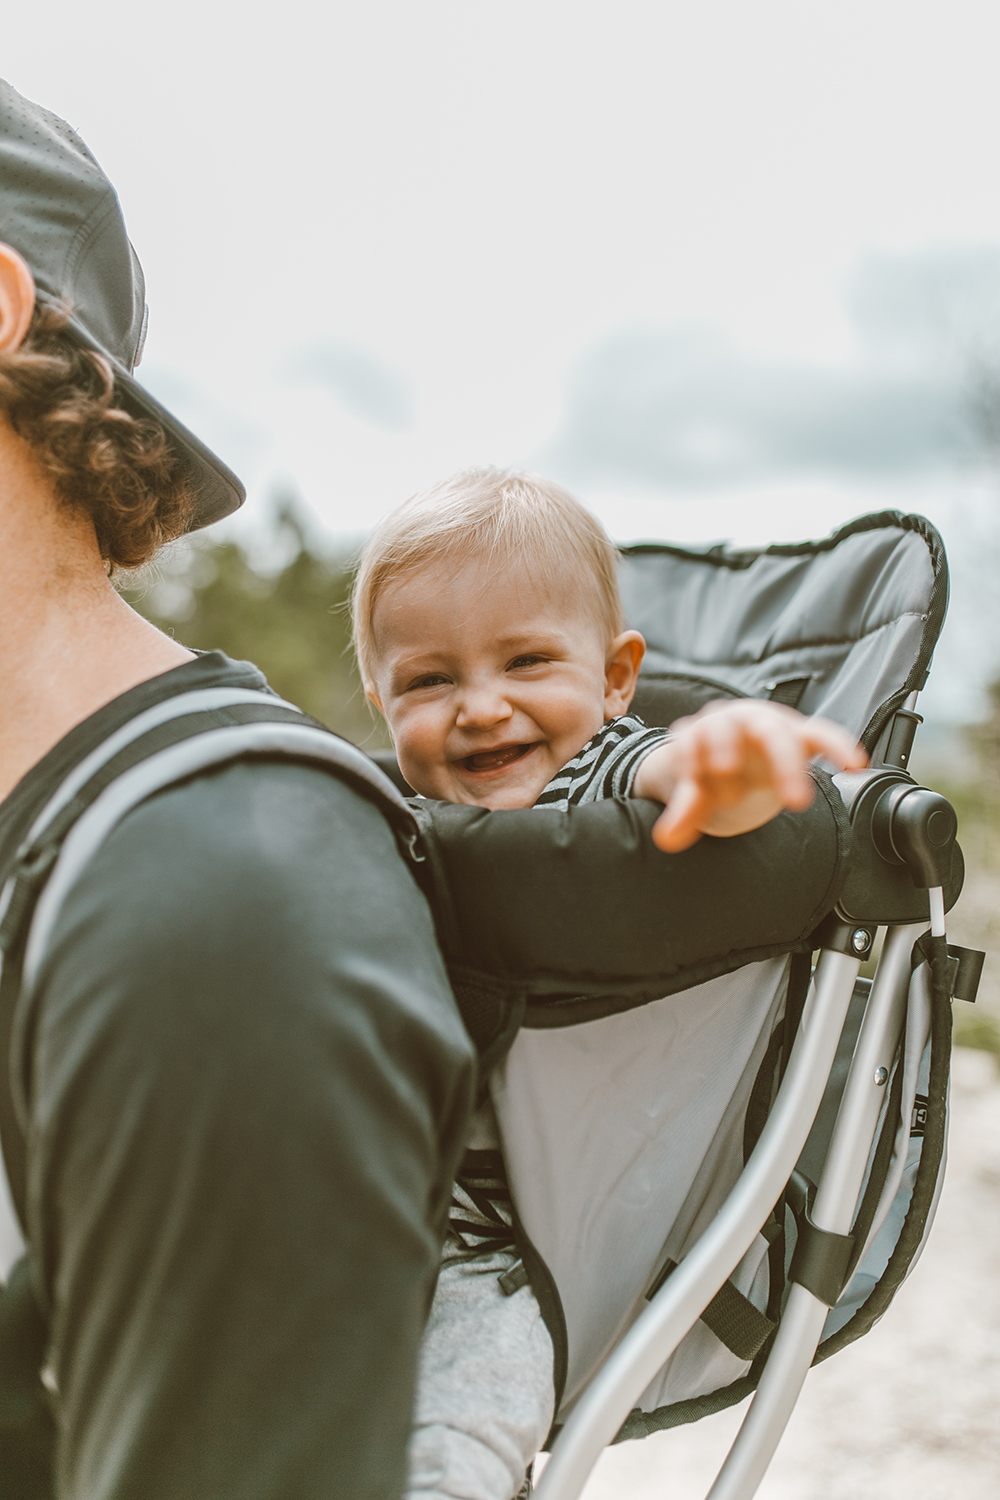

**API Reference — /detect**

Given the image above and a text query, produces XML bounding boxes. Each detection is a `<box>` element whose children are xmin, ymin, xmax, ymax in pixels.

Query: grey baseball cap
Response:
<box><xmin>0</xmin><ymin>78</ymin><xmax>244</xmax><ymax>529</ymax></box>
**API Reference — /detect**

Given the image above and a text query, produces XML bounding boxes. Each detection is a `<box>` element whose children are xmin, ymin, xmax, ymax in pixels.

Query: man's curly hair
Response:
<box><xmin>0</xmin><ymin>301</ymin><xmax>196</xmax><ymax>571</ymax></box>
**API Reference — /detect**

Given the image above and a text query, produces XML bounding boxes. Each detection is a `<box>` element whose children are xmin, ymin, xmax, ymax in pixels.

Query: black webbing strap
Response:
<box><xmin>743</xmin><ymin>951</ymin><xmax>812</xmax><ymax>1165</ymax></box>
<box><xmin>645</xmin><ymin>1259</ymin><xmax>777</xmax><ymax>1362</ymax></box>
<box><xmin>698</xmin><ymin>1277</ymin><xmax>777</xmax><ymax>1362</ymax></box>
<box><xmin>742</xmin><ymin>1024</ymin><xmax>784</xmax><ymax>1165</ymax></box>
<box><xmin>757</xmin><ymin>949</ymin><xmax>813</xmax><ymax>1322</ymax></box>
<box><xmin>768</xmin><ymin>678</ymin><xmax>811</xmax><ymax>709</ymax></box>
<box><xmin>515</xmin><ymin>1214</ymin><xmax>569</xmax><ymax>1420</ymax></box>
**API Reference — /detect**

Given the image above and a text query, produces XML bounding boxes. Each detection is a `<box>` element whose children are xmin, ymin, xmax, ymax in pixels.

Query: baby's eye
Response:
<box><xmin>408</xmin><ymin>673</ymin><xmax>450</xmax><ymax>690</ymax></box>
<box><xmin>508</xmin><ymin>654</ymin><xmax>548</xmax><ymax>670</ymax></box>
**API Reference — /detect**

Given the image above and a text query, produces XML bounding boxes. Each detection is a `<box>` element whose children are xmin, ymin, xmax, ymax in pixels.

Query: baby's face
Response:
<box><xmin>369</xmin><ymin>555</ymin><xmax>625</xmax><ymax>809</ymax></box>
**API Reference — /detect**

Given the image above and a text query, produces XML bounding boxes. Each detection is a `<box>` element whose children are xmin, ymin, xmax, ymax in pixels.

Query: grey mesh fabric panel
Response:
<box><xmin>491</xmin><ymin>959</ymin><xmax>789</xmax><ymax>1412</ymax></box>
<box><xmin>620</xmin><ymin>523</ymin><xmax>938</xmax><ymax>740</ymax></box>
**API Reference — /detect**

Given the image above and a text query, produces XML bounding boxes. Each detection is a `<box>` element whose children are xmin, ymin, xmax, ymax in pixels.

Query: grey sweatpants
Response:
<box><xmin>406</xmin><ymin>1236</ymin><xmax>555</xmax><ymax>1500</ymax></box>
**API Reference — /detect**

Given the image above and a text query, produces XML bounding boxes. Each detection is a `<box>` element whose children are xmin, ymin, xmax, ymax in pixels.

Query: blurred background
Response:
<box><xmin>9</xmin><ymin>4</ymin><xmax>1000</xmax><ymax>1493</ymax></box>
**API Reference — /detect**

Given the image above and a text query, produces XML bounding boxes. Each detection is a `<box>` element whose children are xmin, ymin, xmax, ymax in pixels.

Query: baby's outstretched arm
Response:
<box><xmin>632</xmin><ymin>700</ymin><xmax>867</xmax><ymax>853</ymax></box>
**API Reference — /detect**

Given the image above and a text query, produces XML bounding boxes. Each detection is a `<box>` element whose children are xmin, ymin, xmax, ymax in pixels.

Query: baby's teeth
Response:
<box><xmin>470</xmin><ymin>745</ymin><xmax>522</xmax><ymax>770</ymax></box>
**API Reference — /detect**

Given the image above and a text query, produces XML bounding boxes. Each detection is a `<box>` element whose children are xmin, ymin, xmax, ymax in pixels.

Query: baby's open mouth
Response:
<box><xmin>460</xmin><ymin>743</ymin><xmax>536</xmax><ymax>773</ymax></box>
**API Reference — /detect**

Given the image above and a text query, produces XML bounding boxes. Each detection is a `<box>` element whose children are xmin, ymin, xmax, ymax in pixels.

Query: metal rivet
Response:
<box><xmin>852</xmin><ymin>928</ymin><xmax>871</xmax><ymax>954</ymax></box>
<box><xmin>873</xmin><ymin>1066</ymin><xmax>888</xmax><ymax>1087</ymax></box>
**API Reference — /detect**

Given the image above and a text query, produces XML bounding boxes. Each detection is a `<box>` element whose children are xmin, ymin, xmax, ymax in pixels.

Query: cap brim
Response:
<box><xmin>114</xmin><ymin>366</ymin><xmax>246</xmax><ymax>531</ymax></box>
<box><xmin>62</xmin><ymin>310</ymin><xmax>246</xmax><ymax>532</ymax></box>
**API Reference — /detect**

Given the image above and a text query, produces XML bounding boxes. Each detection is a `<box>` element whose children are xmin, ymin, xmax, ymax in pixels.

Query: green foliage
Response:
<box><xmin>927</xmin><ymin>776</ymin><xmax>1000</xmax><ymax>873</ymax></box>
<box><xmin>968</xmin><ymin>679</ymin><xmax>1000</xmax><ymax>801</ymax></box>
<box><xmin>123</xmin><ymin>497</ymin><xmax>389</xmax><ymax>749</ymax></box>
<box><xmin>934</xmin><ymin>710</ymin><xmax>1000</xmax><ymax>1060</ymax></box>
<box><xmin>953</xmin><ymin>1005</ymin><xmax>1000</xmax><ymax>1062</ymax></box>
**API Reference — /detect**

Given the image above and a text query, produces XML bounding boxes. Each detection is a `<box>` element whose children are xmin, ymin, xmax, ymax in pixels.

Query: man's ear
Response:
<box><xmin>604</xmin><ymin>630</ymin><xmax>645</xmax><ymax>719</ymax></box>
<box><xmin>0</xmin><ymin>244</ymin><xmax>36</xmax><ymax>354</ymax></box>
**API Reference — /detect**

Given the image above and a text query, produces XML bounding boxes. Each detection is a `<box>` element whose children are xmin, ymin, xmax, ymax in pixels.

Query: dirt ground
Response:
<box><xmin>536</xmin><ymin>1045</ymin><xmax>1000</xmax><ymax>1500</ymax></box>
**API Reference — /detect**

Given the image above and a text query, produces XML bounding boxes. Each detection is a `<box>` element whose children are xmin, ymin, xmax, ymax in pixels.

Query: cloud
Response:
<box><xmin>278</xmin><ymin>340</ymin><xmax>414</xmax><ymax>433</ymax></box>
<box><xmin>548</xmin><ymin>248</ymin><xmax>1000</xmax><ymax>488</ymax></box>
<box><xmin>850</xmin><ymin>245</ymin><xmax>1000</xmax><ymax>361</ymax></box>
<box><xmin>136</xmin><ymin>364</ymin><xmax>269</xmax><ymax>486</ymax></box>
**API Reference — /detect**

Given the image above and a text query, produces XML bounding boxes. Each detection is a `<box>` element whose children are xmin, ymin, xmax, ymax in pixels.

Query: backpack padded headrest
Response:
<box><xmin>621</xmin><ymin>512</ymin><xmax>947</xmax><ymax>752</ymax></box>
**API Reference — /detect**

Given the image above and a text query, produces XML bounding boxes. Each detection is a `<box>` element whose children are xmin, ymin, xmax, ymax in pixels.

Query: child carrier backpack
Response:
<box><xmin>0</xmin><ymin>512</ymin><xmax>984</xmax><ymax>1500</ymax></box>
<box><xmin>450</xmin><ymin>510</ymin><xmax>979</xmax><ymax>1500</ymax></box>
<box><xmin>0</xmin><ymin>666</ymin><xmax>853</xmax><ymax>1497</ymax></box>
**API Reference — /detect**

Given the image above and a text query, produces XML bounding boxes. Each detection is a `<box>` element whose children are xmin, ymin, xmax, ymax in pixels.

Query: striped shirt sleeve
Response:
<box><xmin>533</xmin><ymin>715</ymin><xmax>670</xmax><ymax>811</ymax></box>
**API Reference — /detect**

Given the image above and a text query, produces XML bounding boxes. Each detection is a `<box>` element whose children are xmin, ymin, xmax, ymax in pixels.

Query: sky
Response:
<box><xmin>7</xmin><ymin>1</ymin><xmax>1000</xmax><ymax>719</ymax></box>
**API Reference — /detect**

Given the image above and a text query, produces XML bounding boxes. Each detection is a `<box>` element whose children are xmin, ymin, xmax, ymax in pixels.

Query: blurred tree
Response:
<box><xmin>969</xmin><ymin>680</ymin><xmax>1000</xmax><ymax>798</ymax></box>
<box><xmin>123</xmin><ymin>493</ymin><xmax>389</xmax><ymax>749</ymax></box>
<box><xmin>967</xmin><ymin>353</ymin><xmax>1000</xmax><ymax>457</ymax></box>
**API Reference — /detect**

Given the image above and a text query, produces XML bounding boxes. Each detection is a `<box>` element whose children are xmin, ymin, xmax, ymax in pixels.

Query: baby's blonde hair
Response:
<box><xmin>352</xmin><ymin>468</ymin><xmax>624</xmax><ymax>686</ymax></box>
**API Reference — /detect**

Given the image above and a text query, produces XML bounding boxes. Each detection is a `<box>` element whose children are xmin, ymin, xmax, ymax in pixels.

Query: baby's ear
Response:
<box><xmin>604</xmin><ymin>630</ymin><xmax>645</xmax><ymax>718</ymax></box>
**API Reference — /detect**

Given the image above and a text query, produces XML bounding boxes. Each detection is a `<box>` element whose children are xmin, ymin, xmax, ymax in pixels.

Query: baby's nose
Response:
<box><xmin>455</xmin><ymin>682</ymin><xmax>514</xmax><ymax>727</ymax></box>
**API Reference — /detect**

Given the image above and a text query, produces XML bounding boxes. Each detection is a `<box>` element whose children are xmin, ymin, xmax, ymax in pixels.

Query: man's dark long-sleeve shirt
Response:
<box><xmin>0</xmin><ymin>652</ymin><xmax>475</xmax><ymax>1500</ymax></box>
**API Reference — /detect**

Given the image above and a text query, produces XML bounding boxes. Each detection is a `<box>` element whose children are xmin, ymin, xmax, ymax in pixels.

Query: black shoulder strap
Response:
<box><xmin>0</xmin><ymin>688</ymin><xmax>412</xmax><ymax>1236</ymax></box>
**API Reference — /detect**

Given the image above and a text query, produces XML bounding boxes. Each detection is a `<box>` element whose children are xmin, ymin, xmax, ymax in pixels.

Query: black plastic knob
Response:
<box><xmin>872</xmin><ymin>784</ymin><xmax>958</xmax><ymax>889</ymax></box>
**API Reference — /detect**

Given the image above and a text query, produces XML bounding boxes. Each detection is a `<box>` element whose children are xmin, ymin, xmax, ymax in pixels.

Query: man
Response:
<box><xmin>0</xmin><ymin>78</ymin><xmax>480</xmax><ymax>1500</ymax></box>
<box><xmin>0</xmin><ymin>78</ymin><xmax>846</xmax><ymax>1500</ymax></box>
<box><xmin>0</xmin><ymin>78</ymin><xmax>688</xmax><ymax>1500</ymax></box>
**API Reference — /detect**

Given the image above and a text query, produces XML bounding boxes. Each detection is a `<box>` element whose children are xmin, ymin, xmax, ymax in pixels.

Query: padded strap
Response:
<box><xmin>0</xmin><ymin>689</ymin><xmax>408</xmax><ymax>958</ymax></box>
<box><xmin>19</xmin><ymin>688</ymin><xmax>304</xmax><ymax>849</ymax></box>
<box><xmin>0</xmin><ymin>697</ymin><xmax>413</xmax><ymax>1233</ymax></box>
<box><xmin>20</xmin><ymin>721</ymin><xmax>412</xmax><ymax>1006</ymax></box>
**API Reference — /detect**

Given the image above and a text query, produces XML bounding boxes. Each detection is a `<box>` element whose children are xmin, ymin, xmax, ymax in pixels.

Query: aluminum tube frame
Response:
<box><xmin>704</xmin><ymin>922</ymin><xmax>925</xmax><ymax>1500</ymax></box>
<box><xmin>532</xmin><ymin>948</ymin><xmax>862</xmax><ymax>1500</ymax></box>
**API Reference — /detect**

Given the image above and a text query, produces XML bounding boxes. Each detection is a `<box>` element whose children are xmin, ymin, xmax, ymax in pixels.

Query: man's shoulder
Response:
<box><xmin>30</xmin><ymin>755</ymin><xmax>473</xmax><ymax>1134</ymax></box>
<box><xmin>0</xmin><ymin>651</ymin><xmax>274</xmax><ymax>883</ymax></box>
<box><xmin>46</xmin><ymin>756</ymin><xmax>431</xmax><ymax>982</ymax></box>
<box><xmin>113</xmin><ymin>756</ymin><xmax>399</xmax><ymax>887</ymax></box>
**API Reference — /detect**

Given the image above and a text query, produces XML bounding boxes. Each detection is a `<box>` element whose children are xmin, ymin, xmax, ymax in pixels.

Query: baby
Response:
<box><xmin>352</xmin><ymin>469</ymin><xmax>864</xmax><ymax>1500</ymax></box>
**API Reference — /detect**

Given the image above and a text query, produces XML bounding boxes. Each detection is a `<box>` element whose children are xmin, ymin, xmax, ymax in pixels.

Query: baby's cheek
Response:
<box><xmin>393</xmin><ymin>718</ymin><xmax>447</xmax><ymax>796</ymax></box>
<box><xmin>549</xmin><ymin>708</ymin><xmax>606</xmax><ymax>765</ymax></box>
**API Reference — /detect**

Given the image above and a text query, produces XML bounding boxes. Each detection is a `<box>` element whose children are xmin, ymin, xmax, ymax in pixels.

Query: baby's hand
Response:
<box><xmin>632</xmin><ymin>700</ymin><xmax>867</xmax><ymax>853</ymax></box>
